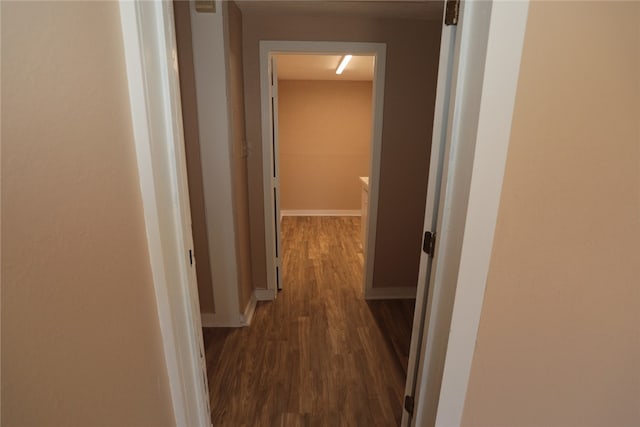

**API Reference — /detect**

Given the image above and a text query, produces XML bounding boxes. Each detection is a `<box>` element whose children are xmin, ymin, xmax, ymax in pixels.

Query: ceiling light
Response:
<box><xmin>336</xmin><ymin>55</ymin><xmax>353</xmax><ymax>75</ymax></box>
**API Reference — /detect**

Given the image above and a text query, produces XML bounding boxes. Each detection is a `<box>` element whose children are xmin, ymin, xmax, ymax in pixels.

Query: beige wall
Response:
<box><xmin>224</xmin><ymin>0</ymin><xmax>254</xmax><ymax>310</ymax></box>
<box><xmin>278</xmin><ymin>80</ymin><xmax>373</xmax><ymax>211</ymax></box>
<box><xmin>174</xmin><ymin>0</ymin><xmax>215</xmax><ymax>314</ymax></box>
<box><xmin>243</xmin><ymin>10</ymin><xmax>442</xmax><ymax>289</ymax></box>
<box><xmin>1</xmin><ymin>2</ymin><xmax>174</xmax><ymax>426</ymax></box>
<box><xmin>462</xmin><ymin>2</ymin><xmax>640</xmax><ymax>426</ymax></box>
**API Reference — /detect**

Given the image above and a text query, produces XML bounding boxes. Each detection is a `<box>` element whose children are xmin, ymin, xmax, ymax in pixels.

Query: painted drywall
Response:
<box><xmin>173</xmin><ymin>0</ymin><xmax>215</xmax><ymax>314</ymax></box>
<box><xmin>242</xmin><ymin>10</ymin><xmax>442</xmax><ymax>289</ymax></box>
<box><xmin>278</xmin><ymin>80</ymin><xmax>373</xmax><ymax>211</ymax></box>
<box><xmin>189</xmin><ymin>0</ymin><xmax>243</xmax><ymax>324</ymax></box>
<box><xmin>462</xmin><ymin>2</ymin><xmax>640</xmax><ymax>426</ymax></box>
<box><xmin>224</xmin><ymin>0</ymin><xmax>254</xmax><ymax>312</ymax></box>
<box><xmin>1</xmin><ymin>2</ymin><xmax>174</xmax><ymax>425</ymax></box>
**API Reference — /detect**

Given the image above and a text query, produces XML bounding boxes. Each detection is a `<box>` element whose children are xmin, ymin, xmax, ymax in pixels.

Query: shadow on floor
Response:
<box><xmin>366</xmin><ymin>299</ymin><xmax>416</xmax><ymax>378</ymax></box>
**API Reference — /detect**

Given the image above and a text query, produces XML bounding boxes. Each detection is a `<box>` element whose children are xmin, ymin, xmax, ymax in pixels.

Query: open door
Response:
<box><xmin>402</xmin><ymin>4</ymin><xmax>459</xmax><ymax>426</ymax></box>
<box><xmin>268</xmin><ymin>55</ymin><xmax>283</xmax><ymax>291</ymax></box>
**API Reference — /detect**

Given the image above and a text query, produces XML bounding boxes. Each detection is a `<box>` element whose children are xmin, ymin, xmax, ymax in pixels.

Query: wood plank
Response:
<box><xmin>203</xmin><ymin>216</ymin><xmax>415</xmax><ymax>425</ymax></box>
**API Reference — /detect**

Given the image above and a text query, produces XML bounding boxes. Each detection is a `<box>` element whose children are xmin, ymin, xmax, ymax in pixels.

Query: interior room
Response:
<box><xmin>275</xmin><ymin>52</ymin><xmax>374</xmax><ymax>269</ymax></box>
<box><xmin>277</xmin><ymin>53</ymin><xmax>373</xmax><ymax>224</ymax></box>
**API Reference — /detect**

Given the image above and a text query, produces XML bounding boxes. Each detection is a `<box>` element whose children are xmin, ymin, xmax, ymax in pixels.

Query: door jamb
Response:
<box><xmin>402</xmin><ymin>7</ymin><xmax>458</xmax><ymax>425</ymax></box>
<box><xmin>407</xmin><ymin>1</ymin><xmax>530</xmax><ymax>426</ymax></box>
<box><xmin>428</xmin><ymin>2</ymin><xmax>530</xmax><ymax>425</ymax></box>
<box><xmin>119</xmin><ymin>2</ymin><xmax>211</xmax><ymax>426</ymax></box>
<box><xmin>258</xmin><ymin>41</ymin><xmax>387</xmax><ymax>298</ymax></box>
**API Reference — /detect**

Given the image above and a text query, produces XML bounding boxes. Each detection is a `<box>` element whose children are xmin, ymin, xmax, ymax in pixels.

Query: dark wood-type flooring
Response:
<box><xmin>203</xmin><ymin>216</ymin><xmax>415</xmax><ymax>426</ymax></box>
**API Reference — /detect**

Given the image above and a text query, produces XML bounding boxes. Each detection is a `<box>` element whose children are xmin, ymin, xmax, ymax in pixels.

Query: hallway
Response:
<box><xmin>203</xmin><ymin>217</ymin><xmax>415</xmax><ymax>426</ymax></box>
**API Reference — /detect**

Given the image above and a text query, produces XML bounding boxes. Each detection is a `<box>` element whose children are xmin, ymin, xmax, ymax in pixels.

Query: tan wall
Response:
<box><xmin>243</xmin><ymin>10</ymin><xmax>442</xmax><ymax>289</ymax></box>
<box><xmin>462</xmin><ymin>2</ymin><xmax>640</xmax><ymax>426</ymax></box>
<box><xmin>1</xmin><ymin>2</ymin><xmax>174</xmax><ymax>426</ymax></box>
<box><xmin>174</xmin><ymin>0</ymin><xmax>215</xmax><ymax>314</ymax></box>
<box><xmin>225</xmin><ymin>0</ymin><xmax>254</xmax><ymax>310</ymax></box>
<box><xmin>278</xmin><ymin>80</ymin><xmax>373</xmax><ymax>211</ymax></box>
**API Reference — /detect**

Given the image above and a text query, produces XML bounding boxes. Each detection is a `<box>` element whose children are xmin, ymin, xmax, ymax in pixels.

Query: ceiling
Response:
<box><xmin>236</xmin><ymin>1</ymin><xmax>443</xmax><ymax>21</ymax></box>
<box><xmin>276</xmin><ymin>54</ymin><xmax>375</xmax><ymax>81</ymax></box>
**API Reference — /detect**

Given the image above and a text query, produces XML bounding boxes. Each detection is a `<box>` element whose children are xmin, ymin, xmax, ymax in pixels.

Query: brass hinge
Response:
<box><xmin>423</xmin><ymin>231</ymin><xmax>436</xmax><ymax>258</ymax></box>
<box><xmin>445</xmin><ymin>0</ymin><xmax>460</xmax><ymax>26</ymax></box>
<box><xmin>404</xmin><ymin>395</ymin><xmax>415</xmax><ymax>415</ymax></box>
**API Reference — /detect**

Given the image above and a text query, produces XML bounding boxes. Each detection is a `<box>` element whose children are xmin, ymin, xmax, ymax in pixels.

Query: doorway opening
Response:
<box><xmin>173</xmin><ymin>1</ymin><xmax>448</xmax><ymax>425</ymax></box>
<box><xmin>274</xmin><ymin>52</ymin><xmax>376</xmax><ymax>291</ymax></box>
<box><xmin>260</xmin><ymin>42</ymin><xmax>386</xmax><ymax>297</ymax></box>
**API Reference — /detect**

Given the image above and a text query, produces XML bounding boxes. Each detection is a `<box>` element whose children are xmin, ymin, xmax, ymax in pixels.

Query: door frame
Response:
<box><xmin>120</xmin><ymin>0</ymin><xmax>530</xmax><ymax>425</ymax></box>
<box><xmin>258</xmin><ymin>41</ymin><xmax>387</xmax><ymax>297</ymax></box>
<box><xmin>402</xmin><ymin>6</ymin><xmax>458</xmax><ymax>425</ymax></box>
<box><xmin>119</xmin><ymin>1</ymin><xmax>210</xmax><ymax>426</ymax></box>
<box><xmin>405</xmin><ymin>1</ymin><xmax>530</xmax><ymax>426</ymax></box>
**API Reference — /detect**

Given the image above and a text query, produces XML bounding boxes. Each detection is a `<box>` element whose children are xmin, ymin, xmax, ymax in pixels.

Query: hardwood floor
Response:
<box><xmin>203</xmin><ymin>216</ymin><xmax>415</xmax><ymax>426</ymax></box>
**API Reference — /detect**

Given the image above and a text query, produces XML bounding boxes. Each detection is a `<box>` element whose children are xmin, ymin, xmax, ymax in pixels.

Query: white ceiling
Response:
<box><xmin>236</xmin><ymin>1</ymin><xmax>443</xmax><ymax>21</ymax></box>
<box><xmin>276</xmin><ymin>54</ymin><xmax>375</xmax><ymax>81</ymax></box>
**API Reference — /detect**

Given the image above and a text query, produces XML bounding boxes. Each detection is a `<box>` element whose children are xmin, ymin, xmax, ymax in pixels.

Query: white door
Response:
<box><xmin>268</xmin><ymin>55</ymin><xmax>283</xmax><ymax>290</ymax></box>
<box><xmin>402</xmin><ymin>5</ymin><xmax>459</xmax><ymax>426</ymax></box>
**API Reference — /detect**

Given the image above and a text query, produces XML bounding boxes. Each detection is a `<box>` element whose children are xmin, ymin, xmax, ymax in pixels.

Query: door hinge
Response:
<box><xmin>444</xmin><ymin>0</ymin><xmax>460</xmax><ymax>26</ymax></box>
<box><xmin>404</xmin><ymin>395</ymin><xmax>414</xmax><ymax>415</ymax></box>
<box><xmin>423</xmin><ymin>231</ymin><xmax>436</xmax><ymax>257</ymax></box>
<box><xmin>188</xmin><ymin>249</ymin><xmax>193</xmax><ymax>266</ymax></box>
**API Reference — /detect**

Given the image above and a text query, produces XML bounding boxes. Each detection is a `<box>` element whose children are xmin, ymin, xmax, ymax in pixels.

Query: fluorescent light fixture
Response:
<box><xmin>336</xmin><ymin>55</ymin><xmax>353</xmax><ymax>75</ymax></box>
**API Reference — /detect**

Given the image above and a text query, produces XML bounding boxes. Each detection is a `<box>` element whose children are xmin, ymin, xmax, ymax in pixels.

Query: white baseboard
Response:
<box><xmin>254</xmin><ymin>288</ymin><xmax>276</xmax><ymax>301</ymax></box>
<box><xmin>201</xmin><ymin>289</ymin><xmax>273</xmax><ymax>327</ymax></box>
<box><xmin>364</xmin><ymin>286</ymin><xmax>417</xmax><ymax>300</ymax></box>
<box><xmin>240</xmin><ymin>292</ymin><xmax>257</xmax><ymax>326</ymax></box>
<box><xmin>281</xmin><ymin>209</ymin><xmax>361</xmax><ymax>217</ymax></box>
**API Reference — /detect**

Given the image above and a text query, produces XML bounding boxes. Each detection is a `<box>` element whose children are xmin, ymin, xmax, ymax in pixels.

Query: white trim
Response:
<box><xmin>255</xmin><ymin>288</ymin><xmax>277</xmax><ymax>301</ymax></box>
<box><xmin>362</xmin><ymin>45</ymin><xmax>386</xmax><ymax>301</ymax></box>
<box><xmin>280</xmin><ymin>209</ymin><xmax>361</xmax><ymax>217</ymax></box>
<box><xmin>364</xmin><ymin>287</ymin><xmax>417</xmax><ymax>300</ymax></box>
<box><xmin>402</xmin><ymin>7</ymin><xmax>458</xmax><ymax>426</ymax></box>
<box><xmin>119</xmin><ymin>2</ymin><xmax>210</xmax><ymax>426</ymax></box>
<box><xmin>434</xmin><ymin>2</ymin><xmax>529</xmax><ymax>426</ymax></box>
<box><xmin>407</xmin><ymin>1</ymin><xmax>530</xmax><ymax>426</ymax></box>
<box><xmin>270</xmin><ymin>56</ymin><xmax>283</xmax><ymax>291</ymax></box>
<box><xmin>240</xmin><ymin>292</ymin><xmax>258</xmax><ymax>326</ymax></box>
<box><xmin>259</xmin><ymin>41</ymin><xmax>386</xmax><ymax>298</ymax></box>
<box><xmin>412</xmin><ymin>1</ymin><xmax>495</xmax><ymax>424</ymax></box>
<box><xmin>200</xmin><ymin>292</ymin><xmax>257</xmax><ymax>328</ymax></box>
